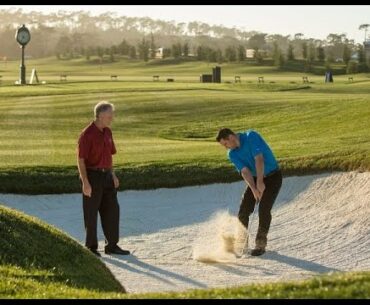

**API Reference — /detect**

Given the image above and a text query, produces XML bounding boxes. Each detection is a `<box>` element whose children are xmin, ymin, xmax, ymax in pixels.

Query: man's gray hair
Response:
<box><xmin>94</xmin><ymin>101</ymin><xmax>115</xmax><ymax>118</ymax></box>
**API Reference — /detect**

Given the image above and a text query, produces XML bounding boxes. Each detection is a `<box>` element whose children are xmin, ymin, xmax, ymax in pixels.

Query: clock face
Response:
<box><xmin>16</xmin><ymin>29</ymin><xmax>30</xmax><ymax>45</ymax></box>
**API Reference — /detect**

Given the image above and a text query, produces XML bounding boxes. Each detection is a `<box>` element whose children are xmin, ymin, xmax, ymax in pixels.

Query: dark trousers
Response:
<box><xmin>238</xmin><ymin>169</ymin><xmax>282</xmax><ymax>248</ymax></box>
<box><xmin>82</xmin><ymin>170</ymin><xmax>119</xmax><ymax>250</ymax></box>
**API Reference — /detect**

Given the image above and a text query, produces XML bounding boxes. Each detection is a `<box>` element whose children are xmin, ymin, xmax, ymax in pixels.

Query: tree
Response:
<box><xmin>248</xmin><ymin>33</ymin><xmax>267</xmax><ymax>50</ymax></box>
<box><xmin>326</xmin><ymin>51</ymin><xmax>334</xmax><ymax>64</ymax></box>
<box><xmin>55</xmin><ymin>35</ymin><xmax>72</xmax><ymax>58</ymax></box>
<box><xmin>150</xmin><ymin>33</ymin><xmax>156</xmax><ymax>59</ymax></box>
<box><xmin>183</xmin><ymin>42</ymin><xmax>189</xmax><ymax>57</ymax></box>
<box><xmin>287</xmin><ymin>43</ymin><xmax>294</xmax><ymax>60</ymax></box>
<box><xmin>357</xmin><ymin>44</ymin><xmax>366</xmax><ymax>63</ymax></box>
<box><xmin>238</xmin><ymin>45</ymin><xmax>245</xmax><ymax>61</ymax></box>
<box><xmin>278</xmin><ymin>53</ymin><xmax>285</xmax><ymax>68</ymax></box>
<box><xmin>216</xmin><ymin>48</ymin><xmax>223</xmax><ymax>63</ymax></box>
<box><xmin>129</xmin><ymin>46</ymin><xmax>137</xmax><ymax>59</ymax></box>
<box><xmin>302</xmin><ymin>41</ymin><xmax>308</xmax><ymax>59</ymax></box>
<box><xmin>118</xmin><ymin>39</ymin><xmax>130</xmax><ymax>55</ymax></box>
<box><xmin>138</xmin><ymin>37</ymin><xmax>150</xmax><ymax>61</ymax></box>
<box><xmin>80</xmin><ymin>47</ymin><xmax>86</xmax><ymax>56</ymax></box>
<box><xmin>294</xmin><ymin>33</ymin><xmax>304</xmax><ymax>40</ymax></box>
<box><xmin>356</xmin><ymin>43</ymin><xmax>368</xmax><ymax>72</ymax></box>
<box><xmin>225</xmin><ymin>46</ymin><xmax>237</xmax><ymax>62</ymax></box>
<box><xmin>109</xmin><ymin>47</ymin><xmax>115</xmax><ymax>62</ymax></box>
<box><xmin>308</xmin><ymin>42</ymin><xmax>316</xmax><ymax>63</ymax></box>
<box><xmin>272</xmin><ymin>41</ymin><xmax>279</xmax><ymax>65</ymax></box>
<box><xmin>342</xmin><ymin>43</ymin><xmax>351</xmax><ymax>65</ymax></box>
<box><xmin>162</xmin><ymin>48</ymin><xmax>171</xmax><ymax>58</ymax></box>
<box><xmin>206</xmin><ymin>47</ymin><xmax>217</xmax><ymax>62</ymax></box>
<box><xmin>85</xmin><ymin>47</ymin><xmax>91</xmax><ymax>61</ymax></box>
<box><xmin>171</xmin><ymin>43</ymin><xmax>182</xmax><ymax>58</ymax></box>
<box><xmin>254</xmin><ymin>48</ymin><xmax>264</xmax><ymax>65</ymax></box>
<box><xmin>346</xmin><ymin>61</ymin><xmax>358</xmax><ymax>74</ymax></box>
<box><xmin>317</xmin><ymin>45</ymin><xmax>325</xmax><ymax>62</ymax></box>
<box><xmin>197</xmin><ymin>46</ymin><xmax>205</xmax><ymax>60</ymax></box>
<box><xmin>359</xmin><ymin>24</ymin><xmax>370</xmax><ymax>42</ymax></box>
<box><xmin>96</xmin><ymin>46</ymin><xmax>104</xmax><ymax>61</ymax></box>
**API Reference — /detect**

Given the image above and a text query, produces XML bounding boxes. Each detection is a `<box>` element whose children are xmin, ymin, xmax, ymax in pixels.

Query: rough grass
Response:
<box><xmin>129</xmin><ymin>271</ymin><xmax>370</xmax><ymax>299</ymax></box>
<box><xmin>0</xmin><ymin>205</ymin><xmax>125</xmax><ymax>298</ymax></box>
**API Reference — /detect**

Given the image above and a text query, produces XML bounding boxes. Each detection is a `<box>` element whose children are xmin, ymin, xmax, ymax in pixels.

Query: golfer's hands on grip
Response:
<box><xmin>251</xmin><ymin>187</ymin><xmax>262</xmax><ymax>202</ymax></box>
<box><xmin>256</xmin><ymin>179</ymin><xmax>265</xmax><ymax>196</ymax></box>
<box><xmin>252</xmin><ymin>180</ymin><xmax>265</xmax><ymax>202</ymax></box>
<box><xmin>82</xmin><ymin>181</ymin><xmax>92</xmax><ymax>197</ymax></box>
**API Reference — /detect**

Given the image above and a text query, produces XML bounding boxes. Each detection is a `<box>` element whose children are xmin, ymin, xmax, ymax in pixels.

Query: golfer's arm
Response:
<box><xmin>241</xmin><ymin>167</ymin><xmax>256</xmax><ymax>190</ymax></box>
<box><xmin>77</xmin><ymin>157</ymin><xmax>89</xmax><ymax>184</ymax></box>
<box><xmin>255</xmin><ymin>153</ymin><xmax>264</xmax><ymax>182</ymax></box>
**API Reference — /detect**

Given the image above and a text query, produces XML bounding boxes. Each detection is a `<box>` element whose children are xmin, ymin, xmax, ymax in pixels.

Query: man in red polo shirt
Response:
<box><xmin>77</xmin><ymin>101</ymin><xmax>130</xmax><ymax>257</ymax></box>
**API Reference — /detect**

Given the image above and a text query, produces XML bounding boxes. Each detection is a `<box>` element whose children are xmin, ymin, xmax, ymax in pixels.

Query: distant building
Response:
<box><xmin>245</xmin><ymin>49</ymin><xmax>255</xmax><ymax>58</ymax></box>
<box><xmin>150</xmin><ymin>47</ymin><xmax>195</xmax><ymax>59</ymax></box>
<box><xmin>155</xmin><ymin>47</ymin><xmax>163</xmax><ymax>59</ymax></box>
<box><xmin>245</xmin><ymin>48</ymin><xmax>268</xmax><ymax>59</ymax></box>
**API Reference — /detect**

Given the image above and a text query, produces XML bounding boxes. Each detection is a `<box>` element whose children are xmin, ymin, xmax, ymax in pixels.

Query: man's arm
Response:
<box><xmin>255</xmin><ymin>153</ymin><xmax>265</xmax><ymax>196</ymax></box>
<box><xmin>77</xmin><ymin>155</ymin><xmax>92</xmax><ymax>197</ymax></box>
<box><xmin>241</xmin><ymin>167</ymin><xmax>261</xmax><ymax>201</ymax></box>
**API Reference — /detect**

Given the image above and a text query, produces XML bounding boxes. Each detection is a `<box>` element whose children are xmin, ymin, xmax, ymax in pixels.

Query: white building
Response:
<box><xmin>155</xmin><ymin>47</ymin><xmax>163</xmax><ymax>59</ymax></box>
<box><xmin>245</xmin><ymin>49</ymin><xmax>255</xmax><ymax>58</ymax></box>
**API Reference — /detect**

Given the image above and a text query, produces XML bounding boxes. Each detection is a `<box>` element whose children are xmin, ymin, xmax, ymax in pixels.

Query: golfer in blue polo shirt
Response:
<box><xmin>216</xmin><ymin>128</ymin><xmax>282</xmax><ymax>256</ymax></box>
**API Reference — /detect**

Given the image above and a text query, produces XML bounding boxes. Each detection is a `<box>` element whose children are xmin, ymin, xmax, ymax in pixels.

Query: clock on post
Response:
<box><xmin>15</xmin><ymin>24</ymin><xmax>31</xmax><ymax>85</ymax></box>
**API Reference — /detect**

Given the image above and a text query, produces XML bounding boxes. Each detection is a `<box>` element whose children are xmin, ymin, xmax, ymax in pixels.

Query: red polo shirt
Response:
<box><xmin>78</xmin><ymin>121</ymin><xmax>117</xmax><ymax>169</ymax></box>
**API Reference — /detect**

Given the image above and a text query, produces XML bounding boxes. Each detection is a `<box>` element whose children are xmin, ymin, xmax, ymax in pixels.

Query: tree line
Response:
<box><xmin>0</xmin><ymin>9</ymin><xmax>368</xmax><ymax>73</ymax></box>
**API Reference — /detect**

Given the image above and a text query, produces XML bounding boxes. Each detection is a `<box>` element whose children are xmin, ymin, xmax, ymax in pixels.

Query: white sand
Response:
<box><xmin>1</xmin><ymin>171</ymin><xmax>369</xmax><ymax>294</ymax></box>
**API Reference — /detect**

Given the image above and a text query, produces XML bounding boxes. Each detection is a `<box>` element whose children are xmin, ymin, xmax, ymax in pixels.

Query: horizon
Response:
<box><xmin>1</xmin><ymin>5</ymin><xmax>370</xmax><ymax>44</ymax></box>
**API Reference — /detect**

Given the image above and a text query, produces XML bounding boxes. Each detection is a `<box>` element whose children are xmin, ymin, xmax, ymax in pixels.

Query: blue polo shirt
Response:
<box><xmin>228</xmin><ymin>130</ymin><xmax>279</xmax><ymax>177</ymax></box>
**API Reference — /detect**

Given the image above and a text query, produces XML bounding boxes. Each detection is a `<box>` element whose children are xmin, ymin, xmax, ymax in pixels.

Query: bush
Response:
<box><xmin>346</xmin><ymin>61</ymin><xmax>358</xmax><ymax>74</ymax></box>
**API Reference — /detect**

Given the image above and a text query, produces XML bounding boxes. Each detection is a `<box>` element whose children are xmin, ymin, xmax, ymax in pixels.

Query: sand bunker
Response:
<box><xmin>1</xmin><ymin>171</ymin><xmax>369</xmax><ymax>294</ymax></box>
<box><xmin>192</xmin><ymin>210</ymin><xmax>240</xmax><ymax>263</ymax></box>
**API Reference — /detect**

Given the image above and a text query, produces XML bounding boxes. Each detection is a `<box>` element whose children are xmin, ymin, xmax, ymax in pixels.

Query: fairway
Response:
<box><xmin>0</xmin><ymin>58</ymin><xmax>369</xmax><ymax>193</ymax></box>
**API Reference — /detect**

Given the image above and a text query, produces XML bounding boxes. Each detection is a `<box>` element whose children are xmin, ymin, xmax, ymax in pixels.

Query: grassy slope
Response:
<box><xmin>0</xmin><ymin>205</ymin><xmax>125</xmax><ymax>298</ymax></box>
<box><xmin>0</xmin><ymin>58</ymin><xmax>369</xmax><ymax>194</ymax></box>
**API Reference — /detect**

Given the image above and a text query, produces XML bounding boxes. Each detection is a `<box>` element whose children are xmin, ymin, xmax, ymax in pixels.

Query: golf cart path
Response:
<box><xmin>1</xmin><ymin>171</ymin><xmax>369</xmax><ymax>294</ymax></box>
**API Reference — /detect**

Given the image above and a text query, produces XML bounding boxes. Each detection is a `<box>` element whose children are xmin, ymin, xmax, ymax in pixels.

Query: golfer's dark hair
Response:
<box><xmin>216</xmin><ymin>128</ymin><xmax>235</xmax><ymax>142</ymax></box>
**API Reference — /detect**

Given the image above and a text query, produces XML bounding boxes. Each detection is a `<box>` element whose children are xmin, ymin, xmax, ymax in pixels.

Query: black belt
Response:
<box><xmin>265</xmin><ymin>168</ymin><xmax>280</xmax><ymax>178</ymax></box>
<box><xmin>87</xmin><ymin>168</ymin><xmax>111</xmax><ymax>173</ymax></box>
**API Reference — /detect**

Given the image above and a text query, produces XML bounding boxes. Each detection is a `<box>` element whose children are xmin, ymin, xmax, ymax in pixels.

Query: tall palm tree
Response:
<box><xmin>359</xmin><ymin>24</ymin><xmax>370</xmax><ymax>42</ymax></box>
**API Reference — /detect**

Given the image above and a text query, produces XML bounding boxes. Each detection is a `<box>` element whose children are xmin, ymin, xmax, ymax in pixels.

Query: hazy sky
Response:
<box><xmin>2</xmin><ymin>5</ymin><xmax>370</xmax><ymax>43</ymax></box>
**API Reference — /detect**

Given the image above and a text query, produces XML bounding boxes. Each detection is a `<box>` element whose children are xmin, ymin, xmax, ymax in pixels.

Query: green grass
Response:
<box><xmin>1</xmin><ymin>205</ymin><xmax>369</xmax><ymax>299</ymax></box>
<box><xmin>130</xmin><ymin>271</ymin><xmax>370</xmax><ymax>299</ymax></box>
<box><xmin>0</xmin><ymin>57</ymin><xmax>369</xmax><ymax>193</ymax></box>
<box><xmin>0</xmin><ymin>205</ymin><xmax>125</xmax><ymax>298</ymax></box>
